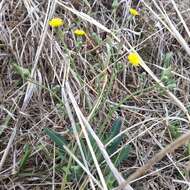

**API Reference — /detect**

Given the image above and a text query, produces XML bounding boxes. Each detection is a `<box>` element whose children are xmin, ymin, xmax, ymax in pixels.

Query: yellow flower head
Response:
<box><xmin>128</xmin><ymin>52</ymin><xmax>141</xmax><ymax>66</ymax></box>
<box><xmin>74</xmin><ymin>29</ymin><xmax>86</xmax><ymax>36</ymax></box>
<box><xmin>49</xmin><ymin>18</ymin><xmax>64</xmax><ymax>28</ymax></box>
<box><xmin>129</xmin><ymin>8</ymin><xmax>139</xmax><ymax>16</ymax></box>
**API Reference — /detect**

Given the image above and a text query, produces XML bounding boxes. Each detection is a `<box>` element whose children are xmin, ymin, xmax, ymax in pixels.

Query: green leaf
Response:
<box><xmin>106</xmin><ymin>173</ymin><xmax>117</xmax><ymax>189</ymax></box>
<box><xmin>106</xmin><ymin>145</ymin><xmax>131</xmax><ymax>189</ymax></box>
<box><xmin>160</xmin><ymin>53</ymin><xmax>176</xmax><ymax>91</ymax></box>
<box><xmin>44</xmin><ymin>128</ymin><xmax>67</xmax><ymax>149</ymax></box>
<box><xmin>107</xmin><ymin>118</ymin><xmax>122</xmax><ymax>154</ymax></box>
<box><xmin>88</xmin><ymin>133</ymin><xmax>103</xmax><ymax>163</ymax></box>
<box><xmin>112</xmin><ymin>0</ymin><xmax>119</xmax><ymax>9</ymax></box>
<box><xmin>70</xmin><ymin>165</ymin><xmax>83</xmax><ymax>180</ymax></box>
<box><xmin>19</xmin><ymin>144</ymin><xmax>31</xmax><ymax>171</ymax></box>
<box><xmin>163</xmin><ymin>52</ymin><xmax>173</xmax><ymax>67</ymax></box>
<box><xmin>107</xmin><ymin>137</ymin><xmax>122</xmax><ymax>155</ymax></box>
<box><xmin>114</xmin><ymin>145</ymin><xmax>131</xmax><ymax>167</ymax></box>
<box><xmin>111</xmin><ymin>118</ymin><xmax>122</xmax><ymax>138</ymax></box>
<box><xmin>185</xmin><ymin>143</ymin><xmax>190</xmax><ymax>156</ymax></box>
<box><xmin>169</xmin><ymin>123</ymin><xmax>181</xmax><ymax>139</ymax></box>
<box><xmin>92</xmin><ymin>32</ymin><xmax>102</xmax><ymax>44</ymax></box>
<box><xmin>167</xmin><ymin>81</ymin><xmax>177</xmax><ymax>90</ymax></box>
<box><xmin>161</xmin><ymin>67</ymin><xmax>172</xmax><ymax>82</ymax></box>
<box><xmin>12</xmin><ymin>63</ymin><xmax>30</xmax><ymax>80</ymax></box>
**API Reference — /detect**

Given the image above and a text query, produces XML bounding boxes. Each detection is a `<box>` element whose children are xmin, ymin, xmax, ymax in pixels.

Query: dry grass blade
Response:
<box><xmin>87</xmin><ymin>74</ymin><xmax>108</xmax><ymax>121</ymax></box>
<box><xmin>117</xmin><ymin>131</ymin><xmax>190</xmax><ymax>190</ymax></box>
<box><xmin>57</xmin><ymin>1</ymin><xmax>111</xmax><ymax>34</ymax></box>
<box><xmin>22</xmin><ymin>0</ymin><xmax>56</xmax><ymax>110</ymax></box>
<box><xmin>170</xmin><ymin>0</ymin><xmax>190</xmax><ymax>38</ymax></box>
<box><xmin>0</xmin><ymin>128</ymin><xmax>16</xmax><ymax>171</ymax></box>
<box><xmin>142</xmin><ymin>0</ymin><xmax>190</xmax><ymax>56</ymax></box>
<box><xmin>61</xmin><ymin>86</ymin><xmax>96</xmax><ymax>190</ymax></box>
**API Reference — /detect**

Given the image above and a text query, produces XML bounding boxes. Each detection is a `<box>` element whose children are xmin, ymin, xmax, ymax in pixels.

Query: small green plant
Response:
<box><xmin>169</xmin><ymin>122</ymin><xmax>181</xmax><ymax>140</ymax></box>
<box><xmin>161</xmin><ymin>67</ymin><xmax>176</xmax><ymax>90</ymax></box>
<box><xmin>161</xmin><ymin>52</ymin><xmax>176</xmax><ymax>91</ymax></box>
<box><xmin>44</xmin><ymin>118</ymin><xmax>131</xmax><ymax>188</ymax></box>
<box><xmin>156</xmin><ymin>52</ymin><xmax>176</xmax><ymax>95</ymax></box>
<box><xmin>12</xmin><ymin>63</ymin><xmax>30</xmax><ymax>80</ymax></box>
<box><xmin>103</xmin><ymin>119</ymin><xmax>131</xmax><ymax>189</ymax></box>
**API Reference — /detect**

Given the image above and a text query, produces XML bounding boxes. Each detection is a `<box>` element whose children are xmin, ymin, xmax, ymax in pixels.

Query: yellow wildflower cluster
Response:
<box><xmin>48</xmin><ymin>17</ymin><xmax>141</xmax><ymax>67</ymax></box>
<box><xmin>48</xmin><ymin>18</ymin><xmax>86</xmax><ymax>37</ymax></box>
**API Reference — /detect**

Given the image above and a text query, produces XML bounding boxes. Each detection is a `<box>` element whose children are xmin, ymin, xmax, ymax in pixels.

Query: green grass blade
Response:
<box><xmin>19</xmin><ymin>144</ymin><xmax>31</xmax><ymax>171</ymax></box>
<box><xmin>44</xmin><ymin>128</ymin><xmax>67</xmax><ymax>149</ymax></box>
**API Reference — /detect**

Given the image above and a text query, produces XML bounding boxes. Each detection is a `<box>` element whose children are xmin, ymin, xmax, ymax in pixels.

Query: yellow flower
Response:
<box><xmin>49</xmin><ymin>18</ymin><xmax>64</xmax><ymax>28</ymax></box>
<box><xmin>74</xmin><ymin>29</ymin><xmax>86</xmax><ymax>36</ymax></box>
<box><xmin>128</xmin><ymin>52</ymin><xmax>141</xmax><ymax>66</ymax></box>
<box><xmin>129</xmin><ymin>8</ymin><xmax>139</xmax><ymax>16</ymax></box>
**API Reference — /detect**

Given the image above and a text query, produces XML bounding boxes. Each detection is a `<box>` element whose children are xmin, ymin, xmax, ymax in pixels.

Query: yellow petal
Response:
<box><xmin>74</xmin><ymin>29</ymin><xmax>86</xmax><ymax>36</ymax></box>
<box><xmin>49</xmin><ymin>18</ymin><xmax>64</xmax><ymax>28</ymax></box>
<box><xmin>128</xmin><ymin>52</ymin><xmax>141</xmax><ymax>66</ymax></box>
<box><xmin>129</xmin><ymin>8</ymin><xmax>139</xmax><ymax>16</ymax></box>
